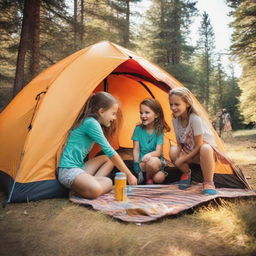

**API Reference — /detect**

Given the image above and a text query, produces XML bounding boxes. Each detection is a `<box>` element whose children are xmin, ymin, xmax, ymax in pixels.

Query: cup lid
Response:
<box><xmin>115</xmin><ymin>172</ymin><xmax>126</xmax><ymax>176</ymax></box>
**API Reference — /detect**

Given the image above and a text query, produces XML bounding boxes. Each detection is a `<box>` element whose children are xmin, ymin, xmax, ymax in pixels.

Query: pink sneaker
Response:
<box><xmin>178</xmin><ymin>171</ymin><xmax>191</xmax><ymax>190</ymax></box>
<box><xmin>146</xmin><ymin>178</ymin><xmax>154</xmax><ymax>185</ymax></box>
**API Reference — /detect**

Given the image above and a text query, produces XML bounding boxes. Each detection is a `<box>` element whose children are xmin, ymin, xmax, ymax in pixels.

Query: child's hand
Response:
<box><xmin>141</xmin><ymin>154</ymin><xmax>150</xmax><ymax>162</ymax></box>
<box><xmin>175</xmin><ymin>156</ymin><xmax>186</xmax><ymax>167</ymax></box>
<box><xmin>127</xmin><ymin>174</ymin><xmax>138</xmax><ymax>185</ymax></box>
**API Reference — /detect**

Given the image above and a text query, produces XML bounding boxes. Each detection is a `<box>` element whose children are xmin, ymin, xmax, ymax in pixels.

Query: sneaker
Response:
<box><xmin>137</xmin><ymin>171</ymin><xmax>145</xmax><ymax>185</ymax></box>
<box><xmin>178</xmin><ymin>171</ymin><xmax>191</xmax><ymax>190</ymax></box>
<box><xmin>203</xmin><ymin>182</ymin><xmax>217</xmax><ymax>195</ymax></box>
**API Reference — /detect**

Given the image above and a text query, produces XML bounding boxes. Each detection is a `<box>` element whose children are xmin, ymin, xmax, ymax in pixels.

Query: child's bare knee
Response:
<box><xmin>83</xmin><ymin>185</ymin><xmax>103</xmax><ymax>199</ymax></box>
<box><xmin>147</xmin><ymin>158</ymin><xmax>160</xmax><ymax>170</ymax></box>
<box><xmin>200</xmin><ymin>144</ymin><xmax>213</xmax><ymax>155</ymax></box>
<box><xmin>170</xmin><ymin>155</ymin><xmax>177</xmax><ymax>163</ymax></box>
<box><xmin>153</xmin><ymin>172</ymin><xmax>165</xmax><ymax>183</ymax></box>
<box><xmin>169</xmin><ymin>147</ymin><xmax>179</xmax><ymax>162</ymax></box>
<box><xmin>106</xmin><ymin>177</ymin><xmax>113</xmax><ymax>187</ymax></box>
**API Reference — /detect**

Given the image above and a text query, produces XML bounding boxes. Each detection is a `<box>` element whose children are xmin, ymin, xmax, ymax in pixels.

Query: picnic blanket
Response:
<box><xmin>69</xmin><ymin>184</ymin><xmax>256</xmax><ymax>223</ymax></box>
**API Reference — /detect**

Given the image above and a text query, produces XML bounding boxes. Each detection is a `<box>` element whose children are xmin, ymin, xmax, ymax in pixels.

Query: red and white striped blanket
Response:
<box><xmin>69</xmin><ymin>184</ymin><xmax>256</xmax><ymax>223</ymax></box>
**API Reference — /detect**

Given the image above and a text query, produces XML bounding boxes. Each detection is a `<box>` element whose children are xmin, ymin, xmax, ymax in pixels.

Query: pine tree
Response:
<box><xmin>13</xmin><ymin>0</ymin><xmax>41</xmax><ymax>97</ymax></box>
<box><xmin>225</xmin><ymin>0</ymin><xmax>243</xmax><ymax>10</ymax></box>
<box><xmin>1</xmin><ymin>0</ymin><xmax>72</xmax><ymax>98</ymax></box>
<box><xmin>0</xmin><ymin>0</ymin><xmax>21</xmax><ymax>85</ymax></box>
<box><xmin>231</xmin><ymin>1</ymin><xmax>256</xmax><ymax>65</ymax></box>
<box><xmin>104</xmin><ymin>0</ymin><xmax>141</xmax><ymax>47</ymax></box>
<box><xmin>196</xmin><ymin>12</ymin><xmax>215</xmax><ymax>111</ymax></box>
<box><xmin>228</xmin><ymin>0</ymin><xmax>256</xmax><ymax>124</ymax></box>
<box><xmin>139</xmin><ymin>0</ymin><xmax>197</xmax><ymax>83</ymax></box>
<box><xmin>239</xmin><ymin>64</ymin><xmax>256</xmax><ymax>124</ymax></box>
<box><xmin>0</xmin><ymin>0</ymin><xmax>22</xmax><ymax>109</ymax></box>
<box><xmin>211</xmin><ymin>55</ymin><xmax>225</xmax><ymax>113</ymax></box>
<box><xmin>224</xmin><ymin>64</ymin><xmax>243</xmax><ymax>129</ymax></box>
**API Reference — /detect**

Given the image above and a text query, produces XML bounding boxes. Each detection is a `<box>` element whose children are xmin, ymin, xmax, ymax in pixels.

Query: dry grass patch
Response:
<box><xmin>0</xmin><ymin>196</ymin><xmax>256</xmax><ymax>256</ymax></box>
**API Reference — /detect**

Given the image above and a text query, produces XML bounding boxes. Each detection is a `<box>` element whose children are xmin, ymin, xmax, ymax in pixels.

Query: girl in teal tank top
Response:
<box><xmin>132</xmin><ymin>98</ymin><xmax>170</xmax><ymax>184</ymax></box>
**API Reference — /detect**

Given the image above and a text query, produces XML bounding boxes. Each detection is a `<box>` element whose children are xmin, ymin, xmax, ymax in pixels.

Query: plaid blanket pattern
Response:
<box><xmin>69</xmin><ymin>184</ymin><xmax>256</xmax><ymax>223</ymax></box>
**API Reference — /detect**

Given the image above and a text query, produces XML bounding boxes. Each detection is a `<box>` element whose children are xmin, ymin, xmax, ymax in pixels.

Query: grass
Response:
<box><xmin>0</xmin><ymin>129</ymin><xmax>255</xmax><ymax>256</ymax></box>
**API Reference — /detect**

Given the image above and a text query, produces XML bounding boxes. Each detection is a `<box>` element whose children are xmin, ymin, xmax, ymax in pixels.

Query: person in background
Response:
<box><xmin>58</xmin><ymin>92</ymin><xmax>137</xmax><ymax>199</ymax></box>
<box><xmin>222</xmin><ymin>108</ymin><xmax>233</xmax><ymax>138</ymax></box>
<box><xmin>132</xmin><ymin>98</ymin><xmax>170</xmax><ymax>185</ymax></box>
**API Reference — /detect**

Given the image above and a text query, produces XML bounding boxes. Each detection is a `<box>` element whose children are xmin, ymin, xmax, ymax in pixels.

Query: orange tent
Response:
<box><xmin>0</xmin><ymin>41</ymin><xmax>249</xmax><ymax>203</ymax></box>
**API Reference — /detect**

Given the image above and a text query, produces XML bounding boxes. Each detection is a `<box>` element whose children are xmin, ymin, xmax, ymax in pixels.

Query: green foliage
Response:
<box><xmin>194</xmin><ymin>12</ymin><xmax>215</xmax><ymax>110</ymax></box>
<box><xmin>138</xmin><ymin>0</ymin><xmax>198</xmax><ymax>69</ymax></box>
<box><xmin>231</xmin><ymin>0</ymin><xmax>256</xmax><ymax>66</ymax></box>
<box><xmin>229</xmin><ymin>0</ymin><xmax>256</xmax><ymax>124</ymax></box>
<box><xmin>225</xmin><ymin>0</ymin><xmax>243</xmax><ymax>9</ymax></box>
<box><xmin>239</xmin><ymin>64</ymin><xmax>256</xmax><ymax>123</ymax></box>
<box><xmin>222</xmin><ymin>74</ymin><xmax>243</xmax><ymax>129</ymax></box>
<box><xmin>0</xmin><ymin>0</ymin><xmax>254</xmax><ymax>126</ymax></box>
<box><xmin>39</xmin><ymin>1</ymin><xmax>74</xmax><ymax>70</ymax></box>
<box><xmin>0</xmin><ymin>0</ymin><xmax>22</xmax><ymax>88</ymax></box>
<box><xmin>166</xmin><ymin>63</ymin><xmax>196</xmax><ymax>86</ymax></box>
<box><xmin>81</xmin><ymin>0</ymin><xmax>141</xmax><ymax>49</ymax></box>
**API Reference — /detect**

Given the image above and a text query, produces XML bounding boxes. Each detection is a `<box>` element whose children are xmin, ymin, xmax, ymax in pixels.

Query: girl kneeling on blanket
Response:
<box><xmin>154</xmin><ymin>88</ymin><xmax>217</xmax><ymax>195</ymax></box>
<box><xmin>58</xmin><ymin>92</ymin><xmax>137</xmax><ymax>199</ymax></box>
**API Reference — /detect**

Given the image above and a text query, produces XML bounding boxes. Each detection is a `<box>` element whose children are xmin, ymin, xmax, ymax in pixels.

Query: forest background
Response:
<box><xmin>0</xmin><ymin>0</ymin><xmax>255</xmax><ymax>128</ymax></box>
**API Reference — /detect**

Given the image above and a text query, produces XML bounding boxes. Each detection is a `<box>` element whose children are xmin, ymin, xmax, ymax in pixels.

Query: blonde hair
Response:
<box><xmin>168</xmin><ymin>88</ymin><xmax>199</xmax><ymax>116</ymax></box>
<box><xmin>140</xmin><ymin>98</ymin><xmax>170</xmax><ymax>135</ymax></box>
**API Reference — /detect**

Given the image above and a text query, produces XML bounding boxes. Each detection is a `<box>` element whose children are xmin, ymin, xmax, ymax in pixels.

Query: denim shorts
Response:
<box><xmin>58</xmin><ymin>167</ymin><xmax>86</xmax><ymax>189</ymax></box>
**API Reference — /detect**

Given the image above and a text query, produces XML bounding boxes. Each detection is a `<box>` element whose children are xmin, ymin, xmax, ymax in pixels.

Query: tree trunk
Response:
<box><xmin>171</xmin><ymin>0</ymin><xmax>181</xmax><ymax>65</ymax></box>
<box><xmin>13</xmin><ymin>0</ymin><xmax>32</xmax><ymax>97</ymax></box>
<box><xmin>217</xmin><ymin>66</ymin><xmax>223</xmax><ymax>108</ymax></box>
<box><xmin>74</xmin><ymin>0</ymin><xmax>78</xmax><ymax>49</ymax></box>
<box><xmin>80</xmin><ymin>0</ymin><xmax>84</xmax><ymax>43</ymax></box>
<box><xmin>13</xmin><ymin>0</ymin><xmax>41</xmax><ymax>97</ymax></box>
<box><xmin>30</xmin><ymin>0</ymin><xmax>41</xmax><ymax>79</ymax></box>
<box><xmin>123</xmin><ymin>0</ymin><xmax>130</xmax><ymax>47</ymax></box>
<box><xmin>205</xmin><ymin>51</ymin><xmax>209</xmax><ymax>111</ymax></box>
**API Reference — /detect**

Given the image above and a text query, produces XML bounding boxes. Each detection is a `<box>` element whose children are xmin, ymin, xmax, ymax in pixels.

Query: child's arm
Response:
<box><xmin>110</xmin><ymin>154</ymin><xmax>137</xmax><ymax>185</ymax></box>
<box><xmin>141</xmin><ymin>144</ymin><xmax>163</xmax><ymax>162</ymax></box>
<box><xmin>133</xmin><ymin>140</ymin><xmax>140</xmax><ymax>163</ymax></box>
<box><xmin>84</xmin><ymin>118</ymin><xmax>137</xmax><ymax>185</ymax></box>
<box><xmin>175</xmin><ymin>134</ymin><xmax>203</xmax><ymax>166</ymax></box>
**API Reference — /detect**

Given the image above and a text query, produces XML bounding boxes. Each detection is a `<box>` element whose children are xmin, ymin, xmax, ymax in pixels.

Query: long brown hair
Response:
<box><xmin>140</xmin><ymin>98</ymin><xmax>170</xmax><ymax>135</ymax></box>
<box><xmin>74</xmin><ymin>91</ymin><xmax>121</xmax><ymax>136</ymax></box>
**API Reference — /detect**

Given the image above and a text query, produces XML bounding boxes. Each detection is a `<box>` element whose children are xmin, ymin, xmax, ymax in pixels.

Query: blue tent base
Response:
<box><xmin>0</xmin><ymin>161</ymin><xmax>248</xmax><ymax>203</ymax></box>
<box><xmin>0</xmin><ymin>171</ymin><xmax>69</xmax><ymax>203</ymax></box>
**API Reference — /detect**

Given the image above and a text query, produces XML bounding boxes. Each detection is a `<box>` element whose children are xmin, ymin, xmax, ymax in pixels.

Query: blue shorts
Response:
<box><xmin>58</xmin><ymin>167</ymin><xmax>86</xmax><ymax>189</ymax></box>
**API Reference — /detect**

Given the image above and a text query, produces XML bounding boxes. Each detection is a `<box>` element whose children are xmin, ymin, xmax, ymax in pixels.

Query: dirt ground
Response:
<box><xmin>222</xmin><ymin>130</ymin><xmax>256</xmax><ymax>190</ymax></box>
<box><xmin>0</xmin><ymin>129</ymin><xmax>255</xmax><ymax>256</ymax></box>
